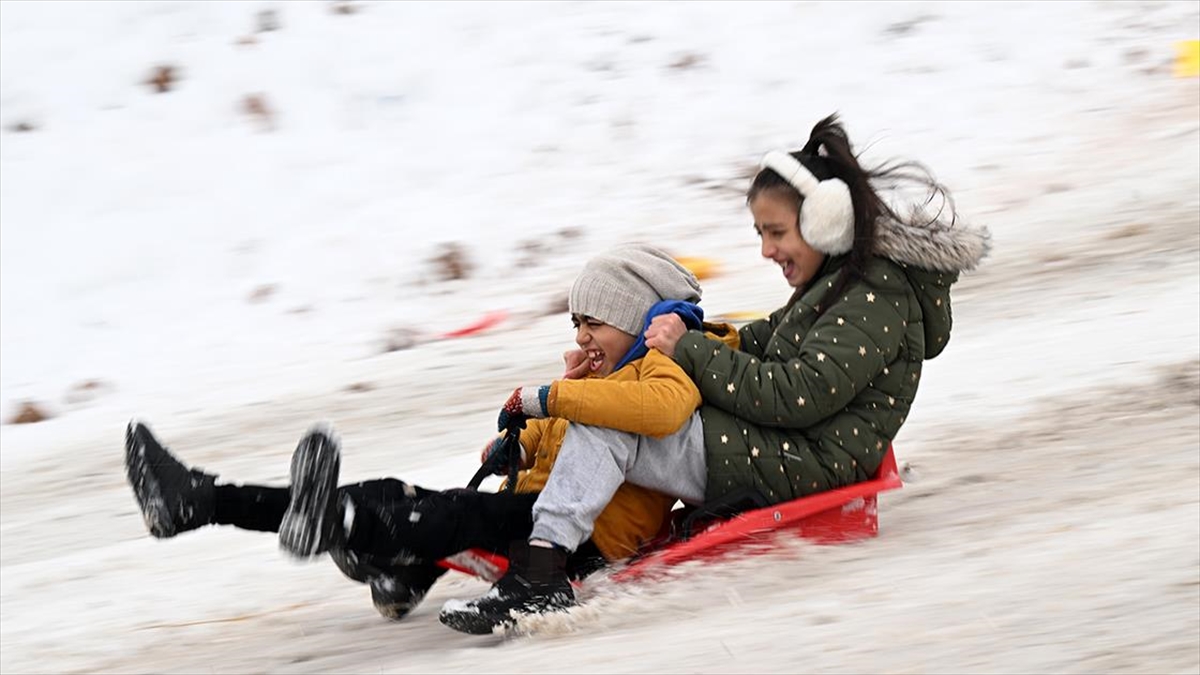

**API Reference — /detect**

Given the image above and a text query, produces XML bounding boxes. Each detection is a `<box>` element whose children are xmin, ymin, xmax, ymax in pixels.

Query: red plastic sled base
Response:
<box><xmin>438</xmin><ymin>447</ymin><xmax>902</xmax><ymax>584</ymax></box>
<box><xmin>615</xmin><ymin>446</ymin><xmax>902</xmax><ymax>581</ymax></box>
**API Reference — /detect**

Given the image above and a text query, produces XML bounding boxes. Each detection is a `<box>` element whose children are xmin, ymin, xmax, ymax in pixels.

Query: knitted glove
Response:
<box><xmin>497</xmin><ymin>385</ymin><xmax>550</xmax><ymax>432</ymax></box>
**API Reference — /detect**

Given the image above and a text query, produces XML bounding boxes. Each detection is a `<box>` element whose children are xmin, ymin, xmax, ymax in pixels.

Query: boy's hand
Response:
<box><xmin>645</xmin><ymin>314</ymin><xmax>687</xmax><ymax>358</ymax></box>
<box><xmin>497</xmin><ymin>385</ymin><xmax>550</xmax><ymax>431</ymax></box>
<box><xmin>562</xmin><ymin>349</ymin><xmax>590</xmax><ymax>379</ymax></box>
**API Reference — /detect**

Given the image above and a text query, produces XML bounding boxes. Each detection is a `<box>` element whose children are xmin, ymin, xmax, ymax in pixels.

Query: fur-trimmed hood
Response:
<box><xmin>872</xmin><ymin>216</ymin><xmax>990</xmax><ymax>359</ymax></box>
<box><xmin>874</xmin><ymin>215</ymin><xmax>991</xmax><ymax>274</ymax></box>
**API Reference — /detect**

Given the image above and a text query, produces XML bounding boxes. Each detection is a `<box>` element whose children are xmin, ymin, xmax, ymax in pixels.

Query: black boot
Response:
<box><xmin>279</xmin><ymin>425</ymin><xmax>342</xmax><ymax>559</ymax></box>
<box><xmin>439</xmin><ymin>540</ymin><xmax>575</xmax><ymax>635</ymax></box>
<box><xmin>369</xmin><ymin>564</ymin><xmax>448</xmax><ymax>621</ymax></box>
<box><xmin>329</xmin><ymin>546</ymin><xmax>447</xmax><ymax>621</ymax></box>
<box><xmin>124</xmin><ymin>420</ymin><xmax>216</xmax><ymax>538</ymax></box>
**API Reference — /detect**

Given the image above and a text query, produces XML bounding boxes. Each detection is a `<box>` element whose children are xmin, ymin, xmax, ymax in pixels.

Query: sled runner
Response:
<box><xmin>437</xmin><ymin>420</ymin><xmax>902</xmax><ymax>583</ymax></box>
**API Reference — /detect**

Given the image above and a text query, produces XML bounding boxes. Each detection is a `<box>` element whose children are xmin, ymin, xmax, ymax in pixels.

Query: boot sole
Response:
<box><xmin>330</xmin><ymin>547</ymin><xmax>440</xmax><ymax>622</ymax></box>
<box><xmin>371</xmin><ymin>576</ymin><xmax>427</xmax><ymax>622</ymax></box>
<box><xmin>439</xmin><ymin>598</ymin><xmax>573</xmax><ymax>635</ymax></box>
<box><xmin>279</xmin><ymin>426</ymin><xmax>341</xmax><ymax>558</ymax></box>
<box><xmin>124</xmin><ymin>422</ymin><xmax>176</xmax><ymax>539</ymax></box>
<box><xmin>371</xmin><ymin>564</ymin><xmax>446</xmax><ymax>622</ymax></box>
<box><xmin>439</xmin><ymin>605</ymin><xmax>517</xmax><ymax>635</ymax></box>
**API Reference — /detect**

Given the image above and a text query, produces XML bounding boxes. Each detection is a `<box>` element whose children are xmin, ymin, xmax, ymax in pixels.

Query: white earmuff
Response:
<box><xmin>759</xmin><ymin>150</ymin><xmax>854</xmax><ymax>256</ymax></box>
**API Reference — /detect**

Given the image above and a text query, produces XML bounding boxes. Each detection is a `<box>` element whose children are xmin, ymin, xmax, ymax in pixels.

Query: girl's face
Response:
<box><xmin>750</xmin><ymin>191</ymin><xmax>827</xmax><ymax>289</ymax></box>
<box><xmin>572</xmin><ymin>315</ymin><xmax>638</xmax><ymax>377</ymax></box>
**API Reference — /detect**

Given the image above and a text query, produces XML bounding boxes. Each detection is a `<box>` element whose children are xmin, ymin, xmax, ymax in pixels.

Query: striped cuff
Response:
<box><xmin>519</xmin><ymin>385</ymin><xmax>550</xmax><ymax>417</ymax></box>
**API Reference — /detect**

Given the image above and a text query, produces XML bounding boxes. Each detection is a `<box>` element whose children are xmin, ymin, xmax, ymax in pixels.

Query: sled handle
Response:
<box><xmin>466</xmin><ymin>417</ymin><xmax>524</xmax><ymax>492</ymax></box>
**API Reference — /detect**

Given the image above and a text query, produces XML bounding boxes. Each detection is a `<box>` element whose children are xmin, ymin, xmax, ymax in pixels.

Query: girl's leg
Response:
<box><xmin>125</xmin><ymin>421</ymin><xmax>218</xmax><ymax>538</ymax></box>
<box><xmin>334</xmin><ymin>480</ymin><xmax>603</xmax><ymax>621</ymax></box>
<box><xmin>327</xmin><ymin>542</ymin><xmax>449</xmax><ymax>622</ymax></box>
<box><xmin>212</xmin><ymin>484</ymin><xmax>288</xmax><ymax>531</ymax></box>
<box><xmin>126</xmin><ymin>418</ymin><xmax>610</xmax><ymax>566</ymax></box>
<box><xmin>125</xmin><ymin>420</ymin><xmax>302</xmax><ymax>536</ymax></box>
<box><xmin>343</xmin><ymin>480</ymin><xmax>540</xmax><ymax>561</ymax></box>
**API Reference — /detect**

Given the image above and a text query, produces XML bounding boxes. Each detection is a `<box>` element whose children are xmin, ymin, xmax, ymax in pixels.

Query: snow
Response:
<box><xmin>2</xmin><ymin>1</ymin><xmax>1198</xmax><ymax>673</ymax></box>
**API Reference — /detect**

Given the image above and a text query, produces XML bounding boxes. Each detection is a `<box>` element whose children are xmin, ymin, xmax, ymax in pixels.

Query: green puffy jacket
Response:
<box><xmin>673</xmin><ymin>216</ymin><xmax>989</xmax><ymax>503</ymax></box>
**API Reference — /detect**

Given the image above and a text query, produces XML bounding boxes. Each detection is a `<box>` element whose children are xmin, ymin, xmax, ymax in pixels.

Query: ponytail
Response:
<box><xmin>750</xmin><ymin>114</ymin><xmax>957</xmax><ymax>316</ymax></box>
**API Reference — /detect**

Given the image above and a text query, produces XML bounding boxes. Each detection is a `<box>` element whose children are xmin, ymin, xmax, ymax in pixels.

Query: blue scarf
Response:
<box><xmin>613</xmin><ymin>300</ymin><xmax>705</xmax><ymax>372</ymax></box>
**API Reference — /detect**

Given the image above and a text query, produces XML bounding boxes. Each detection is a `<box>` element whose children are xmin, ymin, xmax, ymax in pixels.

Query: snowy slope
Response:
<box><xmin>2</xmin><ymin>2</ymin><xmax>1198</xmax><ymax>673</ymax></box>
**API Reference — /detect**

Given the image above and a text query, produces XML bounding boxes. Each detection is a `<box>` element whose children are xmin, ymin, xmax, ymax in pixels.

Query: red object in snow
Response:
<box><xmin>438</xmin><ymin>548</ymin><xmax>509</xmax><ymax>583</ymax></box>
<box><xmin>439</xmin><ymin>310</ymin><xmax>508</xmax><ymax>340</ymax></box>
<box><xmin>437</xmin><ymin>446</ymin><xmax>903</xmax><ymax>583</ymax></box>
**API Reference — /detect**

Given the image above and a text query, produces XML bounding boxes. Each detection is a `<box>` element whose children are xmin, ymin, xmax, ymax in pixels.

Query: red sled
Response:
<box><xmin>438</xmin><ymin>446</ymin><xmax>902</xmax><ymax>584</ymax></box>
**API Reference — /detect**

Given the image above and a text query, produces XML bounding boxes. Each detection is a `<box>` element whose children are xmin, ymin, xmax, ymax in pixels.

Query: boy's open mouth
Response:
<box><xmin>587</xmin><ymin>350</ymin><xmax>605</xmax><ymax>371</ymax></box>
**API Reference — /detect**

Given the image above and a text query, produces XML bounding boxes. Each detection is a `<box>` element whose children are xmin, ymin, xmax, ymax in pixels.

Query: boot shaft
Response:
<box><xmin>506</xmin><ymin>540</ymin><xmax>570</xmax><ymax>590</ymax></box>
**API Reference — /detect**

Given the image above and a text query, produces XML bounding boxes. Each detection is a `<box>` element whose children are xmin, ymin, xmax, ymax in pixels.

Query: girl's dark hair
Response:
<box><xmin>748</xmin><ymin>113</ymin><xmax>955</xmax><ymax>315</ymax></box>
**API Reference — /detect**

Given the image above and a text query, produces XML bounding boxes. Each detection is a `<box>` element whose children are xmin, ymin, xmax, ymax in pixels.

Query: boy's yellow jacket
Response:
<box><xmin>511</xmin><ymin>322</ymin><xmax>739</xmax><ymax>560</ymax></box>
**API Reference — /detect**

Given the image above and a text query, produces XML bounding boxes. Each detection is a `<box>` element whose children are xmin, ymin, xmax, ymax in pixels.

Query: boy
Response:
<box><xmin>126</xmin><ymin>244</ymin><xmax>737</xmax><ymax>623</ymax></box>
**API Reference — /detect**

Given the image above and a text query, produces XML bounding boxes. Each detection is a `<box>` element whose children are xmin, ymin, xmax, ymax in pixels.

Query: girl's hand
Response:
<box><xmin>480</xmin><ymin>437</ymin><xmax>500</xmax><ymax>465</ymax></box>
<box><xmin>480</xmin><ymin>436</ymin><xmax>528</xmax><ymax>473</ymax></box>
<box><xmin>562</xmin><ymin>349</ymin><xmax>590</xmax><ymax>379</ymax></box>
<box><xmin>645</xmin><ymin>314</ymin><xmax>687</xmax><ymax>358</ymax></box>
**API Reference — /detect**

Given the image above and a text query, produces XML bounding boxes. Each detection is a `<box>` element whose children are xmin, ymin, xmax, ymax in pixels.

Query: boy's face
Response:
<box><xmin>572</xmin><ymin>314</ymin><xmax>638</xmax><ymax>377</ymax></box>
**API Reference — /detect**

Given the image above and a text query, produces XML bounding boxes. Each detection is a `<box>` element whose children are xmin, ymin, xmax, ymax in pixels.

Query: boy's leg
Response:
<box><xmin>529</xmin><ymin>412</ymin><xmax>706</xmax><ymax>552</ymax></box>
<box><xmin>440</xmin><ymin>413</ymin><xmax>706</xmax><ymax>635</ymax></box>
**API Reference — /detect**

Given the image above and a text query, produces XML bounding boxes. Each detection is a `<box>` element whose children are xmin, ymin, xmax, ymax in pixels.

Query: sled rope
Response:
<box><xmin>466</xmin><ymin>417</ymin><xmax>524</xmax><ymax>492</ymax></box>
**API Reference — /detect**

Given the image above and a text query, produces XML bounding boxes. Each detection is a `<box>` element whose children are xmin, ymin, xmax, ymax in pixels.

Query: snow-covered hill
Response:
<box><xmin>2</xmin><ymin>2</ymin><xmax>1197</xmax><ymax>672</ymax></box>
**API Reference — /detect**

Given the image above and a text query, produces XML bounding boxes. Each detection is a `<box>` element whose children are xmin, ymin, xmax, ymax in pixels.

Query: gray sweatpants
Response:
<box><xmin>530</xmin><ymin>412</ymin><xmax>707</xmax><ymax>552</ymax></box>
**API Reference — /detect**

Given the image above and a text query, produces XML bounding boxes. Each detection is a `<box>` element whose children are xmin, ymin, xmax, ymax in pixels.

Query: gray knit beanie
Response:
<box><xmin>568</xmin><ymin>244</ymin><xmax>702</xmax><ymax>336</ymax></box>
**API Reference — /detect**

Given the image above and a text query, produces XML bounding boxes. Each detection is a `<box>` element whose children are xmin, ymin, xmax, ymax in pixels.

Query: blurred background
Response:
<box><xmin>1</xmin><ymin>2</ymin><xmax>1197</xmax><ymax>673</ymax></box>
